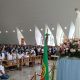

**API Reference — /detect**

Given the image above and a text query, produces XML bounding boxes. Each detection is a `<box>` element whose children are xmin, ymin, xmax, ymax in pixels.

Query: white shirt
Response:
<box><xmin>31</xmin><ymin>49</ymin><xmax>36</xmax><ymax>54</ymax></box>
<box><xmin>38</xmin><ymin>48</ymin><xmax>41</xmax><ymax>53</ymax></box>
<box><xmin>42</xmin><ymin>49</ymin><xmax>44</xmax><ymax>53</ymax></box>
<box><xmin>0</xmin><ymin>56</ymin><xmax>2</xmax><ymax>60</ymax></box>
<box><xmin>17</xmin><ymin>53</ymin><xmax>24</xmax><ymax>59</ymax></box>
<box><xmin>1</xmin><ymin>53</ymin><xmax>5</xmax><ymax>60</ymax></box>
<box><xmin>0</xmin><ymin>65</ymin><xmax>5</xmax><ymax>76</ymax></box>
<box><xmin>24</xmin><ymin>52</ymin><xmax>29</xmax><ymax>58</ymax></box>
<box><xmin>12</xmin><ymin>53</ymin><xmax>17</xmax><ymax>60</ymax></box>
<box><xmin>7</xmin><ymin>53</ymin><xmax>13</xmax><ymax>60</ymax></box>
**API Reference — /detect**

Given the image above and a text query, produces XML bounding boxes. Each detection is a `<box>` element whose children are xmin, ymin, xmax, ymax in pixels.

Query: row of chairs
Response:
<box><xmin>1</xmin><ymin>55</ymin><xmax>42</xmax><ymax>70</ymax></box>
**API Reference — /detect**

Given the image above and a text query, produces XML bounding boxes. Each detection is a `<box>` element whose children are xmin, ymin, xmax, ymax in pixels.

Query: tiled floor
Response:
<box><xmin>7</xmin><ymin>60</ymin><xmax>57</xmax><ymax>80</ymax></box>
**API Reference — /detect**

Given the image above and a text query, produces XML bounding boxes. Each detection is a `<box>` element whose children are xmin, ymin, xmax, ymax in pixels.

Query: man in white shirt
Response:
<box><xmin>0</xmin><ymin>61</ymin><xmax>9</xmax><ymax>79</ymax></box>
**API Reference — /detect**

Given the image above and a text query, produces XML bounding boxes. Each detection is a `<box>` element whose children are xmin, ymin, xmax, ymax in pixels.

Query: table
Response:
<box><xmin>57</xmin><ymin>57</ymin><xmax>80</xmax><ymax>80</ymax></box>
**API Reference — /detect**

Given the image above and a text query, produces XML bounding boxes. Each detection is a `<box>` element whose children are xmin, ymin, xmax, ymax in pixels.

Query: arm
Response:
<box><xmin>0</xmin><ymin>70</ymin><xmax>4</xmax><ymax>74</ymax></box>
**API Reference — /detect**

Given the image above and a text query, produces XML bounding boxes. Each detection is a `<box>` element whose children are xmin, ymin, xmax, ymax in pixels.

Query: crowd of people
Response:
<box><xmin>0</xmin><ymin>44</ymin><xmax>58</xmax><ymax>79</ymax></box>
<box><xmin>0</xmin><ymin>39</ymin><xmax>80</xmax><ymax>79</ymax></box>
<box><xmin>0</xmin><ymin>39</ymin><xmax>80</xmax><ymax>61</ymax></box>
<box><xmin>0</xmin><ymin>44</ymin><xmax>58</xmax><ymax>61</ymax></box>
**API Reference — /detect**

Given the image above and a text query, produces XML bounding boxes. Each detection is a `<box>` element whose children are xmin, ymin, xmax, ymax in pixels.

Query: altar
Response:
<box><xmin>56</xmin><ymin>57</ymin><xmax>80</xmax><ymax>80</ymax></box>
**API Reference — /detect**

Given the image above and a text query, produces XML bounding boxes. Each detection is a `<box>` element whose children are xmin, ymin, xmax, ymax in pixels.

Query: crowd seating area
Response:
<box><xmin>0</xmin><ymin>44</ymin><xmax>60</xmax><ymax>70</ymax></box>
<box><xmin>2</xmin><ymin>55</ymin><xmax>42</xmax><ymax>70</ymax></box>
<box><xmin>2</xmin><ymin>39</ymin><xmax>80</xmax><ymax>69</ymax></box>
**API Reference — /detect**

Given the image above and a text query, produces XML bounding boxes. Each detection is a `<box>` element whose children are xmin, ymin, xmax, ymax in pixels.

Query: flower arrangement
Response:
<box><xmin>60</xmin><ymin>39</ymin><xmax>80</xmax><ymax>58</ymax></box>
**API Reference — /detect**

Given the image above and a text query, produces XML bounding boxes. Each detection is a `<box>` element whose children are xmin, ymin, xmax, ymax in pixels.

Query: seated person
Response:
<box><xmin>0</xmin><ymin>52</ymin><xmax>5</xmax><ymax>60</ymax></box>
<box><xmin>30</xmin><ymin>48</ymin><xmax>36</xmax><ymax>56</ymax></box>
<box><xmin>12</xmin><ymin>50</ymin><xmax>17</xmax><ymax>60</ymax></box>
<box><xmin>17</xmin><ymin>52</ymin><xmax>24</xmax><ymax>59</ymax></box>
<box><xmin>0</xmin><ymin>61</ymin><xmax>9</xmax><ymax>79</ymax></box>
<box><xmin>7</xmin><ymin>52</ymin><xmax>13</xmax><ymax>60</ymax></box>
<box><xmin>23</xmin><ymin>51</ymin><xmax>29</xmax><ymax>58</ymax></box>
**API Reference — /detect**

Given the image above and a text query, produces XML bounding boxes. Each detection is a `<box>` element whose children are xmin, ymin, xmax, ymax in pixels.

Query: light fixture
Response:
<box><xmin>64</xmin><ymin>27</ymin><xmax>67</xmax><ymax>29</ymax></box>
<box><xmin>13</xmin><ymin>30</ymin><xmax>15</xmax><ymax>32</ymax></box>
<box><xmin>5</xmin><ymin>30</ymin><xmax>8</xmax><ymax>33</ymax></box>
<box><xmin>21</xmin><ymin>29</ymin><xmax>23</xmax><ymax>32</ymax></box>
<box><xmin>29</xmin><ymin>29</ymin><xmax>32</xmax><ymax>31</ymax></box>
<box><xmin>41</xmin><ymin>28</ymin><xmax>43</xmax><ymax>31</ymax></box>
<box><xmin>0</xmin><ymin>31</ymin><xmax>1</xmax><ymax>34</ymax></box>
<box><xmin>52</xmin><ymin>27</ymin><xmax>54</xmax><ymax>30</ymax></box>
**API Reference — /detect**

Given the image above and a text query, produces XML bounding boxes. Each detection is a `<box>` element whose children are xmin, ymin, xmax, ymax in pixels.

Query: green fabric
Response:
<box><xmin>42</xmin><ymin>33</ymin><xmax>49</xmax><ymax>80</ymax></box>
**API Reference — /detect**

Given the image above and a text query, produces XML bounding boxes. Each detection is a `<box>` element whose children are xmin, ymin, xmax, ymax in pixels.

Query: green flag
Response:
<box><xmin>40</xmin><ymin>32</ymin><xmax>49</xmax><ymax>80</ymax></box>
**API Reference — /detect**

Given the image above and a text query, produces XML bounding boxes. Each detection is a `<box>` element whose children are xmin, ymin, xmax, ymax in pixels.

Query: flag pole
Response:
<box><xmin>40</xmin><ymin>29</ymin><xmax>49</xmax><ymax>80</ymax></box>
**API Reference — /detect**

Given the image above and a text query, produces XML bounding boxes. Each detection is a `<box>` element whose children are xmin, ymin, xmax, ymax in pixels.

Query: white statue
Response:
<box><xmin>75</xmin><ymin>8</ymin><xmax>80</xmax><ymax>39</ymax></box>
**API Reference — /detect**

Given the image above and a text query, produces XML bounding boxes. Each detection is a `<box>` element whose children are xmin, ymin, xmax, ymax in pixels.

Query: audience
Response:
<box><xmin>0</xmin><ymin>44</ymin><xmax>60</xmax><ymax>62</ymax></box>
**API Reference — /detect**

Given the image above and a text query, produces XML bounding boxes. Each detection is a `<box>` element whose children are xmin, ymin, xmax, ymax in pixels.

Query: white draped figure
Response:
<box><xmin>56</xmin><ymin>24</ymin><xmax>65</xmax><ymax>46</ymax></box>
<box><xmin>68</xmin><ymin>22</ymin><xmax>75</xmax><ymax>39</ymax></box>
<box><xmin>45</xmin><ymin>24</ymin><xmax>55</xmax><ymax>46</ymax></box>
<box><xmin>35</xmin><ymin>26</ymin><xmax>44</xmax><ymax>46</ymax></box>
<box><xmin>16</xmin><ymin>27</ymin><xmax>26</xmax><ymax>45</ymax></box>
<box><xmin>75</xmin><ymin>8</ymin><xmax>80</xmax><ymax>38</ymax></box>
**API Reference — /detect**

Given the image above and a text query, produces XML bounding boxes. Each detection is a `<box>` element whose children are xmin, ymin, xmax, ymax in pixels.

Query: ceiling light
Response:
<box><xmin>52</xmin><ymin>27</ymin><xmax>54</xmax><ymax>30</ymax></box>
<box><xmin>41</xmin><ymin>28</ymin><xmax>43</xmax><ymax>31</ymax></box>
<box><xmin>13</xmin><ymin>30</ymin><xmax>15</xmax><ymax>32</ymax></box>
<box><xmin>0</xmin><ymin>31</ymin><xmax>1</xmax><ymax>34</ymax></box>
<box><xmin>64</xmin><ymin>27</ymin><xmax>67</xmax><ymax>29</ymax></box>
<box><xmin>21</xmin><ymin>29</ymin><xmax>23</xmax><ymax>32</ymax></box>
<box><xmin>5</xmin><ymin>30</ymin><xmax>8</xmax><ymax>33</ymax></box>
<box><xmin>29</xmin><ymin>29</ymin><xmax>32</xmax><ymax>31</ymax></box>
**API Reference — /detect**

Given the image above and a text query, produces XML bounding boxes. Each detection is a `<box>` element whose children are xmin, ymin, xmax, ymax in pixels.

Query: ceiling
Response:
<box><xmin>0</xmin><ymin>0</ymin><xmax>79</xmax><ymax>45</ymax></box>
